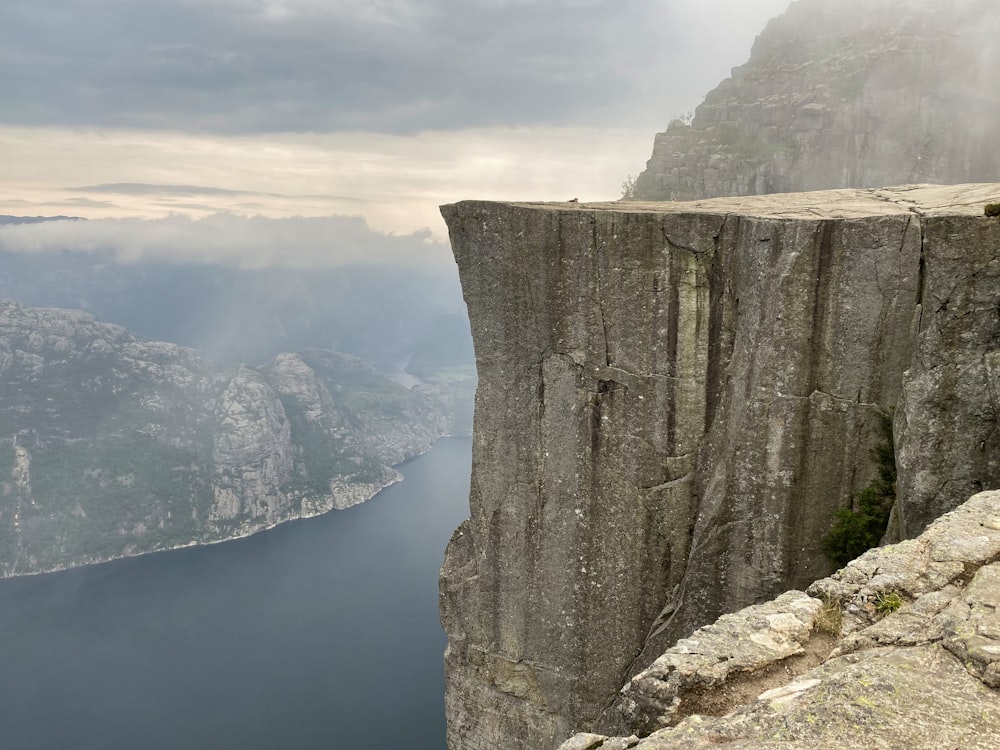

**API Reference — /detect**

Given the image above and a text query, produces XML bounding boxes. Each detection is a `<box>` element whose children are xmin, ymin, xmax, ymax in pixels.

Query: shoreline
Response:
<box><xmin>0</xmin><ymin>434</ymin><xmax>470</xmax><ymax>581</ymax></box>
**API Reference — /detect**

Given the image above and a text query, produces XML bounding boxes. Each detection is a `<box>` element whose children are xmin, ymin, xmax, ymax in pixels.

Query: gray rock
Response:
<box><xmin>616</xmin><ymin>644</ymin><xmax>1000</xmax><ymax>749</ymax></box>
<box><xmin>560</xmin><ymin>490</ymin><xmax>1000</xmax><ymax>749</ymax></box>
<box><xmin>632</xmin><ymin>0</ymin><xmax>1000</xmax><ymax>202</ymax></box>
<box><xmin>440</xmin><ymin>184</ymin><xmax>1000</xmax><ymax>749</ymax></box>
<box><xmin>619</xmin><ymin>591</ymin><xmax>825</xmax><ymax>735</ymax></box>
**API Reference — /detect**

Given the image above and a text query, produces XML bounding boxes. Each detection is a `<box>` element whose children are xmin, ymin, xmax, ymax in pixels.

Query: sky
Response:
<box><xmin>0</xmin><ymin>0</ymin><xmax>791</xmax><ymax>266</ymax></box>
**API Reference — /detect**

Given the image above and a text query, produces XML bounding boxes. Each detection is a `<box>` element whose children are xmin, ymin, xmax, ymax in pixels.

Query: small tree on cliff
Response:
<box><xmin>822</xmin><ymin>410</ymin><xmax>896</xmax><ymax>567</ymax></box>
<box><xmin>620</xmin><ymin>174</ymin><xmax>638</xmax><ymax>200</ymax></box>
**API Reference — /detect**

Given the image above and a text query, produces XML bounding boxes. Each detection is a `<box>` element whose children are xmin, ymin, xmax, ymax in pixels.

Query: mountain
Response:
<box><xmin>439</xmin><ymin>183</ymin><xmax>1000</xmax><ymax>748</ymax></box>
<box><xmin>0</xmin><ymin>299</ymin><xmax>448</xmax><ymax>577</ymax></box>
<box><xmin>632</xmin><ymin>0</ymin><xmax>1000</xmax><ymax>201</ymax></box>
<box><xmin>436</xmin><ymin>4</ymin><xmax>1000</xmax><ymax>745</ymax></box>
<box><xmin>0</xmin><ymin>216</ymin><xmax>83</xmax><ymax>225</ymax></box>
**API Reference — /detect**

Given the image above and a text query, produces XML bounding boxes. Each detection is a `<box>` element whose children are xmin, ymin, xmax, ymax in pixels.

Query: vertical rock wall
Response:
<box><xmin>440</xmin><ymin>184</ymin><xmax>1000</xmax><ymax>749</ymax></box>
<box><xmin>896</xmin><ymin>207</ymin><xmax>1000</xmax><ymax>535</ymax></box>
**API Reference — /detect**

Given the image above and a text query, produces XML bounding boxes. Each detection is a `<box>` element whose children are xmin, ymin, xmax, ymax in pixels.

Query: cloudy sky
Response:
<box><xmin>0</xmin><ymin>0</ymin><xmax>790</xmax><ymax>265</ymax></box>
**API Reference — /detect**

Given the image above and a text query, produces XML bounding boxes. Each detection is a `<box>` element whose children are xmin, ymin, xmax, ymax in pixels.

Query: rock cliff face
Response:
<box><xmin>439</xmin><ymin>183</ymin><xmax>1000</xmax><ymax>749</ymax></box>
<box><xmin>633</xmin><ymin>0</ymin><xmax>1000</xmax><ymax>202</ymax></box>
<box><xmin>0</xmin><ymin>299</ymin><xmax>448</xmax><ymax>576</ymax></box>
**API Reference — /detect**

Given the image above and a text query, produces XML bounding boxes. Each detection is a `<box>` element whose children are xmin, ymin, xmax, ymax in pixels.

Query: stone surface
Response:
<box><xmin>632</xmin><ymin>0</ymin><xmax>1000</xmax><ymax>202</ymax></box>
<box><xmin>0</xmin><ymin>299</ymin><xmax>448</xmax><ymax>576</ymax></box>
<box><xmin>440</xmin><ymin>184</ymin><xmax>1000</xmax><ymax>749</ymax></box>
<box><xmin>618</xmin><ymin>592</ymin><xmax>826</xmax><ymax>736</ymax></box>
<box><xmin>560</xmin><ymin>490</ymin><xmax>1000</xmax><ymax>749</ymax></box>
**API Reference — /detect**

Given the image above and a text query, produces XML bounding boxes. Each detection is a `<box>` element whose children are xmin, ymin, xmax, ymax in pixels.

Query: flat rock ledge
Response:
<box><xmin>560</xmin><ymin>489</ymin><xmax>1000</xmax><ymax>749</ymax></box>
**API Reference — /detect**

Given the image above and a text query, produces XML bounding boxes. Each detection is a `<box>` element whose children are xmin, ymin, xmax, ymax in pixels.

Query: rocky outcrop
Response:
<box><xmin>211</xmin><ymin>366</ymin><xmax>294</xmax><ymax>523</ymax></box>
<box><xmin>0</xmin><ymin>299</ymin><xmax>449</xmax><ymax>576</ymax></box>
<box><xmin>560</xmin><ymin>489</ymin><xmax>1000</xmax><ymax>749</ymax></box>
<box><xmin>633</xmin><ymin>0</ymin><xmax>1000</xmax><ymax>202</ymax></box>
<box><xmin>439</xmin><ymin>183</ymin><xmax>1000</xmax><ymax>749</ymax></box>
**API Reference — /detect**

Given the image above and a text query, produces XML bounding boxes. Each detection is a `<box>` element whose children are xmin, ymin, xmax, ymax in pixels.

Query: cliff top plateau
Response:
<box><xmin>453</xmin><ymin>182</ymin><xmax>1000</xmax><ymax>220</ymax></box>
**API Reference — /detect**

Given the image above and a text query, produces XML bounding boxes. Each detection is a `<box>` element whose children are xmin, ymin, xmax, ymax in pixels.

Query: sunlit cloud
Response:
<box><xmin>0</xmin><ymin>125</ymin><xmax>656</xmax><ymax>237</ymax></box>
<box><xmin>0</xmin><ymin>1</ymin><xmax>794</xmax><ymax>240</ymax></box>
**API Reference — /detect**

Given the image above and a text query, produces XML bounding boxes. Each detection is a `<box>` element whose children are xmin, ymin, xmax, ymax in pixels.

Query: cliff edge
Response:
<box><xmin>440</xmin><ymin>183</ymin><xmax>1000</xmax><ymax>748</ymax></box>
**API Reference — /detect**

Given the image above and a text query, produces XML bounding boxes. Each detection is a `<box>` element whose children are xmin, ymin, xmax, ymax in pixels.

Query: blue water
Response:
<box><xmin>0</xmin><ymin>437</ymin><xmax>472</xmax><ymax>750</ymax></box>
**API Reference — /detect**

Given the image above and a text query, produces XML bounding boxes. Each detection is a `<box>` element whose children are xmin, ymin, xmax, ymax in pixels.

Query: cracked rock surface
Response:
<box><xmin>440</xmin><ymin>183</ymin><xmax>1000</xmax><ymax>749</ymax></box>
<box><xmin>561</xmin><ymin>490</ymin><xmax>1000</xmax><ymax>749</ymax></box>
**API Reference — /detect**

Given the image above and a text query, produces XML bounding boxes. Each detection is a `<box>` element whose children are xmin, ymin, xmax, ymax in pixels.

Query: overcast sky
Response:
<box><xmin>0</xmin><ymin>0</ymin><xmax>791</xmax><ymax>265</ymax></box>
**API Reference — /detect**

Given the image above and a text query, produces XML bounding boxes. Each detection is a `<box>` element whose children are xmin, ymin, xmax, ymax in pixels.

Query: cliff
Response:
<box><xmin>633</xmin><ymin>0</ymin><xmax>1000</xmax><ymax>201</ymax></box>
<box><xmin>439</xmin><ymin>183</ymin><xmax>1000</xmax><ymax>748</ymax></box>
<box><xmin>0</xmin><ymin>300</ymin><xmax>447</xmax><ymax>576</ymax></box>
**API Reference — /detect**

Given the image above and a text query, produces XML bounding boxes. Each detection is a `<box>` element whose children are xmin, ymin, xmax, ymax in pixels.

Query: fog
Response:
<box><xmin>0</xmin><ymin>213</ymin><xmax>451</xmax><ymax>269</ymax></box>
<box><xmin>0</xmin><ymin>1</ymin><xmax>794</xmax><ymax>232</ymax></box>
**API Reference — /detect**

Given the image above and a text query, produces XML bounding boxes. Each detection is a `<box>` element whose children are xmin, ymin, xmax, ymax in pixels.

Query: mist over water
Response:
<box><xmin>0</xmin><ymin>437</ymin><xmax>471</xmax><ymax>750</ymax></box>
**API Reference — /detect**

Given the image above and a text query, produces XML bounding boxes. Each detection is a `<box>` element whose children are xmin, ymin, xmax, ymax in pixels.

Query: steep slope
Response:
<box><xmin>0</xmin><ymin>300</ymin><xmax>447</xmax><ymax>576</ymax></box>
<box><xmin>439</xmin><ymin>184</ymin><xmax>1000</xmax><ymax>749</ymax></box>
<box><xmin>633</xmin><ymin>0</ymin><xmax>1000</xmax><ymax>201</ymax></box>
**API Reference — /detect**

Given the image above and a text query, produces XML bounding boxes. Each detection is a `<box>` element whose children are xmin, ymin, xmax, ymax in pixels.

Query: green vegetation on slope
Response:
<box><xmin>24</xmin><ymin>435</ymin><xmax>215</xmax><ymax>567</ymax></box>
<box><xmin>277</xmin><ymin>396</ymin><xmax>383</xmax><ymax>496</ymax></box>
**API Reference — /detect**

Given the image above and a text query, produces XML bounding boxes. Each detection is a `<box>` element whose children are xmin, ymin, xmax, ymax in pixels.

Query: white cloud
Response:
<box><xmin>0</xmin><ymin>214</ymin><xmax>450</xmax><ymax>270</ymax></box>
<box><xmin>0</xmin><ymin>0</ymin><xmax>790</xmax><ymax>134</ymax></box>
<box><xmin>0</xmin><ymin>125</ymin><xmax>655</xmax><ymax>237</ymax></box>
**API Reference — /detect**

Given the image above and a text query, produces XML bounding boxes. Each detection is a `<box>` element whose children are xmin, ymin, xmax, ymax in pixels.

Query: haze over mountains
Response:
<box><xmin>0</xmin><ymin>215</ymin><xmax>472</xmax><ymax>371</ymax></box>
<box><xmin>0</xmin><ymin>296</ymin><xmax>463</xmax><ymax>576</ymax></box>
<box><xmin>0</xmin><ymin>212</ymin><xmax>475</xmax><ymax>575</ymax></box>
<box><xmin>437</xmin><ymin>1</ymin><xmax>1000</xmax><ymax>748</ymax></box>
<box><xmin>3</xmin><ymin>2</ymin><xmax>1000</xmax><ymax>749</ymax></box>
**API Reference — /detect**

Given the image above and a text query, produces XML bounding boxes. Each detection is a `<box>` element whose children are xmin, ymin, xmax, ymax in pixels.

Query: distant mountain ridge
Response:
<box><xmin>633</xmin><ymin>0</ymin><xmax>1000</xmax><ymax>201</ymax></box>
<box><xmin>0</xmin><ymin>215</ymin><xmax>84</xmax><ymax>225</ymax></box>
<box><xmin>0</xmin><ymin>299</ymin><xmax>449</xmax><ymax>577</ymax></box>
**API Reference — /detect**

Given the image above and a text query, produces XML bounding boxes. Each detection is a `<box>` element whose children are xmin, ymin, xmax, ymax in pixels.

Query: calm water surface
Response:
<box><xmin>0</xmin><ymin>437</ymin><xmax>472</xmax><ymax>750</ymax></box>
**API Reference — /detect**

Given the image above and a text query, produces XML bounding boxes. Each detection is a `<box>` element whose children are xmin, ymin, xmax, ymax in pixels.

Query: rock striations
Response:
<box><xmin>439</xmin><ymin>183</ymin><xmax>1000</xmax><ymax>748</ymax></box>
<box><xmin>632</xmin><ymin>0</ymin><xmax>1000</xmax><ymax>202</ymax></box>
<box><xmin>0</xmin><ymin>299</ymin><xmax>447</xmax><ymax>576</ymax></box>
